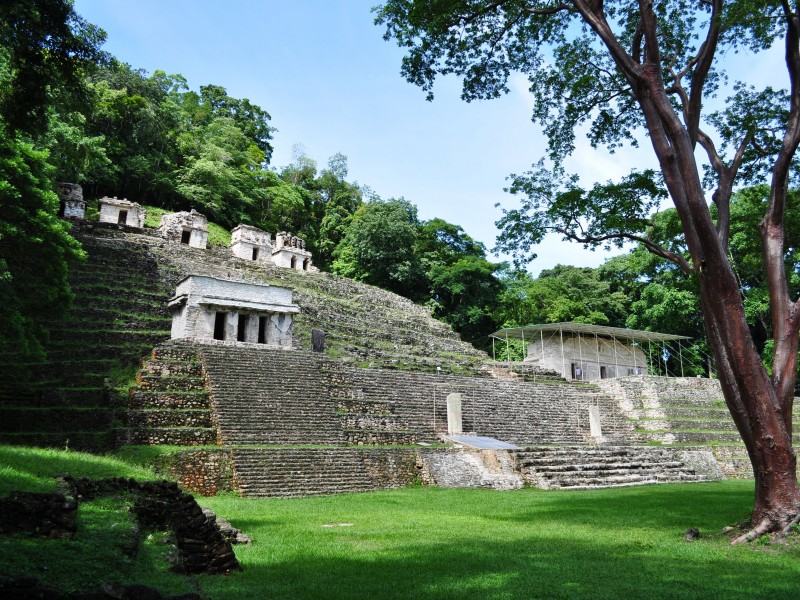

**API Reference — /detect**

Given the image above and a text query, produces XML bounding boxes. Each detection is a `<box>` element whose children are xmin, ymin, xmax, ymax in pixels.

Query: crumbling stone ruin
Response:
<box><xmin>272</xmin><ymin>231</ymin><xmax>315</xmax><ymax>271</ymax></box>
<box><xmin>159</xmin><ymin>209</ymin><xmax>208</xmax><ymax>249</ymax></box>
<box><xmin>2</xmin><ymin>222</ymin><xmax>796</xmax><ymax>502</ymax></box>
<box><xmin>63</xmin><ymin>476</ymin><xmax>242</xmax><ymax>575</ymax></box>
<box><xmin>98</xmin><ymin>196</ymin><xmax>146</xmax><ymax>228</ymax></box>
<box><xmin>57</xmin><ymin>183</ymin><xmax>85</xmax><ymax>219</ymax></box>
<box><xmin>230</xmin><ymin>223</ymin><xmax>272</xmax><ymax>262</ymax></box>
<box><xmin>0</xmin><ymin>491</ymin><xmax>77</xmax><ymax>539</ymax></box>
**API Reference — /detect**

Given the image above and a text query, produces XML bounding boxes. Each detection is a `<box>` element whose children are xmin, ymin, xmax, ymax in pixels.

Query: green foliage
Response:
<box><xmin>0</xmin><ymin>445</ymin><xmax>156</xmax><ymax>495</ymax></box>
<box><xmin>0</xmin><ymin>0</ymin><xmax>107</xmax><ymax>136</ymax></box>
<box><xmin>207</xmin><ymin>220</ymin><xmax>232</xmax><ymax>248</ymax></box>
<box><xmin>0</xmin><ymin>124</ymin><xmax>85</xmax><ymax>358</ymax></box>
<box><xmin>332</xmin><ymin>198</ymin><xmax>424</xmax><ymax>296</ymax></box>
<box><xmin>499</xmin><ymin>265</ymin><xmax>628</xmax><ymax>330</ymax></box>
<box><xmin>496</xmin><ymin>163</ymin><xmax>668</xmax><ymax>266</ymax></box>
<box><xmin>6</xmin><ymin>445</ymin><xmax>800</xmax><ymax>599</ymax></box>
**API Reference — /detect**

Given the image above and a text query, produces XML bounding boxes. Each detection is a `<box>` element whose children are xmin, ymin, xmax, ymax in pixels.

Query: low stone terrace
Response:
<box><xmin>0</xmin><ymin>230</ymin><xmax>173</xmax><ymax>451</ymax></box>
<box><xmin>598</xmin><ymin>376</ymin><xmax>800</xmax><ymax>477</ymax></box>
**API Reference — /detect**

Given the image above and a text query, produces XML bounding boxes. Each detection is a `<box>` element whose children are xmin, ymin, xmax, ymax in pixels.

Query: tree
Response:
<box><xmin>332</xmin><ymin>198</ymin><xmax>424</xmax><ymax>296</ymax></box>
<box><xmin>0</xmin><ymin>123</ymin><xmax>85</xmax><ymax>357</ymax></box>
<box><xmin>0</xmin><ymin>0</ymin><xmax>106</xmax><ymax>136</ymax></box>
<box><xmin>377</xmin><ymin>1</ymin><xmax>800</xmax><ymax>539</ymax></box>
<box><xmin>417</xmin><ymin>219</ymin><xmax>504</xmax><ymax>346</ymax></box>
<box><xmin>500</xmin><ymin>265</ymin><xmax>629</xmax><ymax>328</ymax></box>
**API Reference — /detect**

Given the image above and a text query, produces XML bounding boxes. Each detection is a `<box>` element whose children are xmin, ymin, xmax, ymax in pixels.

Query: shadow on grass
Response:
<box><xmin>199</xmin><ymin>483</ymin><xmax>798</xmax><ymax>600</ymax></box>
<box><xmin>200</xmin><ymin>533</ymin><xmax>798</xmax><ymax>600</ymax></box>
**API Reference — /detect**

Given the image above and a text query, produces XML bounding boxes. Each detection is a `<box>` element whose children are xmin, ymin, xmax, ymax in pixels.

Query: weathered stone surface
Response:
<box><xmin>63</xmin><ymin>477</ymin><xmax>241</xmax><ymax>575</ymax></box>
<box><xmin>0</xmin><ymin>492</ymin><xmax>77</xmax><ymax>538</ymax></box>
<box><xmin>158</xmin><ymin>210</ymin><xmax>208</xmax><ymax>249</ymax></box>
<box><xmin>98</xmin><ymin>197</ymin><xmax>146</xmax><ymax>229</ymax></box>
<box><xmin>311</xmin><ymin>328</ymin><xmax>326</xmax><ymax>353</ymax></box>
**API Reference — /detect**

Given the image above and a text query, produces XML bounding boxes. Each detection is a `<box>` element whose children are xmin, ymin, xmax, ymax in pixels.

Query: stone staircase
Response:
<box><xmin>598</xmin><ymin>376</ymin><xmax>800</xmax><ymax>477</ymax></box>
<box><xmin>231</xmin><ymin>447</ymin><xmax>417</xmax><ymax>497</ymax></box>
<box><xmin>516</xmin><ymin>446</ymin><xmax>712</xmax><ymax>490</ymax></box>
<box><xmin>324</xmin><ymin>367</ymin><xmax>637</xmax><ymax>446</ymax></box>
<box><xmin>197</xmin><ymin>345</ymin><xmax>346</xmax><ymax>446</ymax></box>
<box><xmin>143</xmin><ymin>237</ymin><xmax>490</xmax><ymax>375</ymax></box>
<box><xmin>320</xmin><ymin>360</ymin><xmax>419</xmax><ymax>445</ymax></box>
<box><xmin>123</xmin><ymin>344</ymin><xmax>217</xmax><ymax>446</ymax></box>
<box><xmin>0</xmin><ymin>228</ymin><xmax>173</xmax><ymax>451</ymax></box>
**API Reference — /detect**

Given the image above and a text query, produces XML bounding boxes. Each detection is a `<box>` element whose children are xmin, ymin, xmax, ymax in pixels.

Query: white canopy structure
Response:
<box><xmin>490</xmin><ymin>322</ymin><xmax>696</xmax><ymax>381</ymax></box>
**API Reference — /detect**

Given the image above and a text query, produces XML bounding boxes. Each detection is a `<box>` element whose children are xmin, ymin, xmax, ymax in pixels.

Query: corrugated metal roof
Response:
<box><xmin>490</xmin><ymin>322</ymin><xmax>690</xmax><ymax>343</ymax></box>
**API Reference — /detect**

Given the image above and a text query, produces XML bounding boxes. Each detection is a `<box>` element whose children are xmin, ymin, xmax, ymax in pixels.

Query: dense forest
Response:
<box><xmin>0</xmin><ymin>1</ymin><xmax>794</xmax><ymax>373</ymax></box>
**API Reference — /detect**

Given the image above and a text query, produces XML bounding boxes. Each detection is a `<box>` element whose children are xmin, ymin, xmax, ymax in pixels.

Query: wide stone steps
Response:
<box><xmin>146</xmin><ymin>238</ymin><xmax>491</xmax><ymax>368</ymax></box>
<box><xmin>124</xmin><ymin>344</ymin><xmax>217</xmax><ymax>447</ymax></box>
<box><xmin>128</xmin><ymin>390</ymin><xmax>210</xmax><ymax>409</ymax></box>
<box><xmin>199</xmin><ymin>347</ymin><xmax>346</xmax><ymax>446</ymax></box>
<box><xmin>516</xmin><ymin>446</ymin><xmax>709</xmax><ymax>490</ymax></box>
<box><xmin>231</xmin><ymin>448</ymin><xmax>410</xmax><ymax>497</ymax></box>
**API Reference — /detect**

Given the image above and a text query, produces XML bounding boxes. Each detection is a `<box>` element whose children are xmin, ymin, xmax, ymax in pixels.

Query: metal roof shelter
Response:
<box><xmin>490</xmin><ymin>322</ymin><xmax>698</xmax><ymax>380</ymax></box>
<box><xmin>491</xmin><ymin>323</ymin><xmax>689</xmax><ymax>344</ymax></box>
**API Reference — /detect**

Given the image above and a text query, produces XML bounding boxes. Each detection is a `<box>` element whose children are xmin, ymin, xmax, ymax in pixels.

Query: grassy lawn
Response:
<box><xmin>2</xmin><ymin>445</ymin><xmax>800</xmax><ymax>599</ymax></box>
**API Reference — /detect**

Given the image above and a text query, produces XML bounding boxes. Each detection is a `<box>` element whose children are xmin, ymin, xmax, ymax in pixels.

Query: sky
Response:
<box><xmin>73</xmin><ymin>1</ymin><xmax>785</xmax><ymax>276</ymax></box>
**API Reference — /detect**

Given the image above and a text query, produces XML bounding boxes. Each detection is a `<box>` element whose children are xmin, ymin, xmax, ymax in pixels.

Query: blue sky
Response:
<box><xmin>73</xmin><ymin>1</ymin><xmax>785</xmax><ymax>275</ymax></box>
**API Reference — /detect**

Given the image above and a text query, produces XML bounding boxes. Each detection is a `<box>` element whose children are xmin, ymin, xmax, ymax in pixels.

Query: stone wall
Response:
<box><xmin>98</xmin><ymin>197</ymin><xmax>146</xmax><ymax>228</ymax></box>
<box><xmin>597</xmin><ymin>375</ymin><xmax>800</xmax><ymax>477</ymax></box>
<box><xmin>154</xmin><ymin>449</ymin><xmax>235</xmax><ymax>496</ymax></box>
<box><xmin>0</xmin><ymin>227</ymin><xmax>173</xmax><ymax>451</ymax></box>
<box><xmin>159</xmin><ymin>210</ymin><xmax>208</xmax><ymax>249</ymax></box>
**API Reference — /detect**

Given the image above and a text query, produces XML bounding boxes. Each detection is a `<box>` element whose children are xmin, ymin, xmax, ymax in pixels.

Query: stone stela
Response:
<box><xmin>588</xmin><ymin>405</ymin><xmax>602</xmax><ymax>438</ymax></box>
<box><xmin>447</xmin><ymin>393</ymin><xmax>463</xmax><ymax>435</ymax></box>
<box><xmin>168</xmin><ymin>275</ymin><xmax>300</xmax><ymax>347</ymax></box>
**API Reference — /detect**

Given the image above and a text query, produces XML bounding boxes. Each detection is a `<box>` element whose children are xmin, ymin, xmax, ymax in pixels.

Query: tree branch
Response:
<box><xmin>555</xmin><ymin>228</ymin><xmax>693</xmax><ymax>274</ymax></box>
<box><xmin>526</xmin><ymin>3</ymin><xmax>572</xmax><ymax>16</ymax></box>
<box><xmin>686</xmin><ymin>0</ymin><xmax>723</xmax><ymax>146</ymax></box>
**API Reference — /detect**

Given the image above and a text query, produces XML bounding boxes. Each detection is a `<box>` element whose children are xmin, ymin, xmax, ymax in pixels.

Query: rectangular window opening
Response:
<box><xmin>237</xmin><ymin>314</ymin><xmax>247</xmax><ymax>342</ymax></box>
<box><xmin>258</xmin><ymin>316</ymin><xmax>267</xmax><ymax>344</ymax></box>
<box><xmin>181</xmin><ymin>229</ymin><xmax>191</xmax><ymax>244</ymax></box>
<box><xmin>118</xmin><ymin>210</ymin><xmax>128</xmax><ymax>225</ymax></box>
<box><xmin>252</xmin><ymin>247</ymin><xmax>259</xmax><ymax>260</ymax></box>
<box><xmin>214</xmin><ymin>312</ymin><xmax>227</xmax><ymax>340</ymax></box>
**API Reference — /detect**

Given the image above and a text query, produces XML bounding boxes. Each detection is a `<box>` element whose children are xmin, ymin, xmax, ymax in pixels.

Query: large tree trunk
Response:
<box><xmin>695</xmin><ymin>261</ymin><xmax>800</xmax><ymax>540</ymax></box>
<box><xmin>633</xmin><ymin>61</ymin><xmax>800</xmax><ymax>539</ymax></box>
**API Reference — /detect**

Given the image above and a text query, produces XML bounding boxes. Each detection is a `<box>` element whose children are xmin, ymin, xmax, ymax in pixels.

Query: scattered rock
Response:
<box><xmin>202</xmin><ymin>508</ymin><xmax>251</xmax><ymax>544</ymax></box>
<box><xmin>685</xmin><ymin>527</ymin><xmax>701</xmax><ymax>541</ymax></box>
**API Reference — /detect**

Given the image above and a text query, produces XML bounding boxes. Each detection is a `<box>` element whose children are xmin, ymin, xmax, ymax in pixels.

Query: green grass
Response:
<box><xmin>2</xmin><ymin>445</ymin><xmax>800</xmax><ymax>599</ymax></box>
<box><xmin>207</xmin><ymin>221</ymin><xmax>231</xmax><ymax>248</ymax></box>
<box><xmin>0</xmin><ymin>446</ymin><xmax>157</xmax><ymax>495</ymax></box>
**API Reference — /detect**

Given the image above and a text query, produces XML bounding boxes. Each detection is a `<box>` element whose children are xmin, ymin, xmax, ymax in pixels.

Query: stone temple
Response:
<box><xmin>0</xmin><ymin>204</ymin><xmax>797</xmax><ymax>498</ymax></box>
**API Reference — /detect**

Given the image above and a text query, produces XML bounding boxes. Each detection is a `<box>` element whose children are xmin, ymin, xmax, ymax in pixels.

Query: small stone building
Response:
<box><xmin>492</xmin><ymin>322</ymin><xmax>688</xmax><ymax>381</ymax></box>
<box><xmin>98</xmin><ymin>197</ymin><xmax>146</xmax><ymax>228</ymax></box>
<box><xmin>230</xmin><ymin>224</ymin><xmax>272</xmax><ymax>262</ymax></box>
<box><xmin>167</xmin><ymin>275</ymin><xmax>299</xmax><ymax>347</ymax></box>
<box><xmin>159</xmin><ymin>210</ymin><xmax>208</xmax><ymax>249</ymax></box>
<box><xmin>57</xmin><ymin>183</ymin><xmax>86</xmax><ymax>219</ymax></box>
<box><xmin>273</xmin><ymin>232</ymin><xmax>315</xmax><ymax>271</ymax></box>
